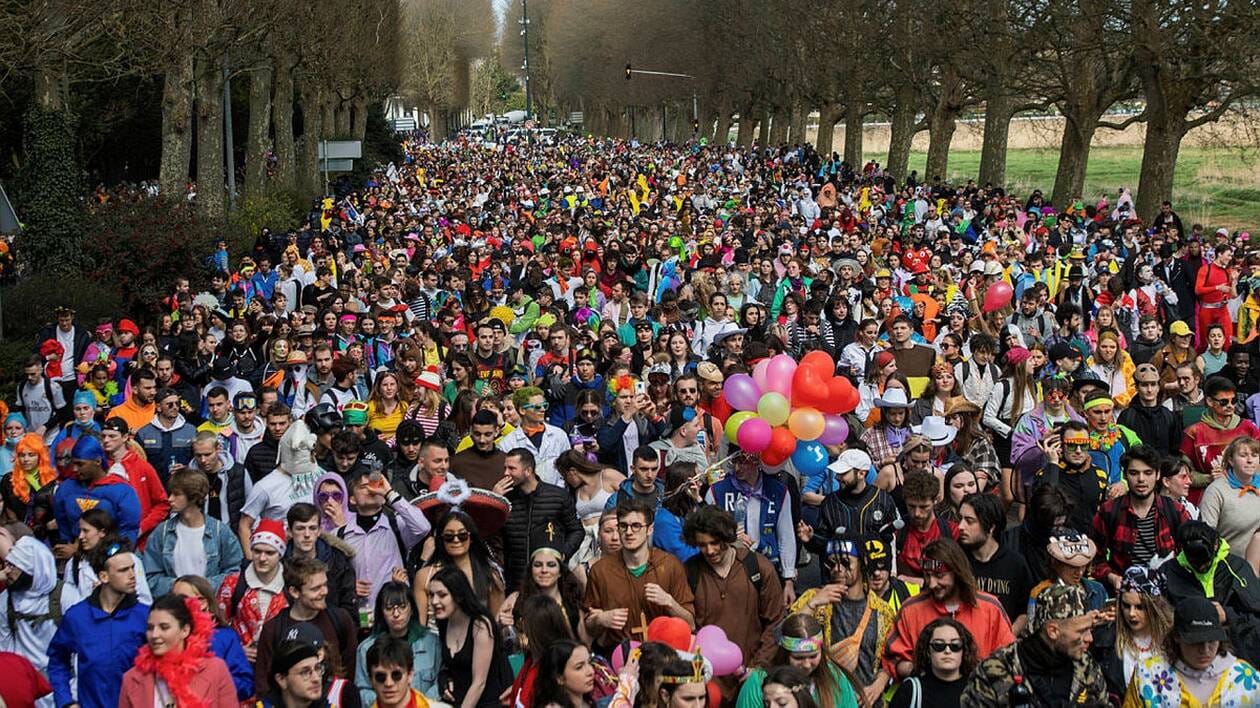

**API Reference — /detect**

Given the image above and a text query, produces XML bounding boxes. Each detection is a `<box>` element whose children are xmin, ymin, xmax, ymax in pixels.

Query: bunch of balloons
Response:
<box><xmin>721</xmin><ymin>351</ymin><xmax>859</xmax><ymax>473</ymax></box>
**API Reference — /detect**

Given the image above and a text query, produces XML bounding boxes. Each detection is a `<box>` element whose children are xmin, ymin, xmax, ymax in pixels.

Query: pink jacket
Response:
<box><xmin>118</xmin><ymin>655</ymin><xmax>237</xmax><ymax>707</ymax></box>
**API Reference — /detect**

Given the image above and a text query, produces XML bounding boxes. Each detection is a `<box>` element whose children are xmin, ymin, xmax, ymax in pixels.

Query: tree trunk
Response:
<box><xmin>195</xmin><ymin>58</ymin><xmax>226</xmax><ymax>220</ymax></box>
<box><xmin>768</xmin><ymin>108</ymin><xmax>789</xmax><ymax>145</ymax></box>
<box><xmin>351</xmin><ymin>98</ymin><xmax>370</xmax><ymax>141</ymax></box>
<box><xmin>1051</xmin><ymin>111</ymin><xmax>1100</xmax><ymax>206</ymax></box>
<box><xmin>735</xmin><ymin>104</ymin><xmax>756</xmax><ymax>148</ymax></box>
<box><xmin>757</xmin><ymin>109</ymin><xmax>771</xmax><ymax>145</ymax></box>
<box><xmin>299</xmin><ymin>85</ymin><xmax>325</xmax><ymax>197</ymax></box>
<box><xmin>713</xmin><ymin>110</ymin><xmax>732</xmax><ymax>145</ymax></box>
<box><xmin>335</xmin><ymin>97</ymin><xmax>352</xmax><ymax>137</ymax></box>
<box><xmin>842</xmin><ymin>102</ymin><xmax>864</xmax><ymax>167</ymax></box>
<box><xmin>789</xmin><ymin>103</ymin><xmax>807</xmax><ymax>145</ymax></box>
<box><xmin>244</xmin><ymin>65</ymin><xmax>273</xmax><ymax>196</ymax></box>
<box><xmin>159</xmin><ymin>56</ymin><xmax>195</xmax><ymax>198</ymax></box>
<box><xmin>815</xmin><ymin>104</ymin><xmax>841</xmax><ymax>156</ymax></box>
<box><xmin>1135</xmin><ymin>112</ymin><xmax>1185</xmax><ymax>223</ymax></box>
<box><xmin>272</xmin><ymin>54</ymin><xmax>296</xmax><ymax>194</ymax></box>
<box><xmin>978</xmin><ymin>90</ymin><xmax>1014</xmax><ymax>186</ymax></box>
<box><xmin>885</xmin><ymin>86</ymin><xmax>917</xmax><ymax>180</ymax></box>
<box><xmin>924</xmin><ymin>106</ymin><xmax>958</xmax><ymax>182</ymax></box>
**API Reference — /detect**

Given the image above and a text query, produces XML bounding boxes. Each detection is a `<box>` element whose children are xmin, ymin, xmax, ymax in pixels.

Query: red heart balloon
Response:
<box><xmin>763</xmin><ymin>426</ymin><xmax>797</xmax><ymax>464</ymax></box>
<box><xmin>832</xmin><ymin>377</ymin><xmax>860</xmax><ymax>415</ymax></box>
<box><xmin>799</xmin><ymin>350</ymin><xmax>836</xmax><ymax>379</ymax></box>
<box><xmin>792</xmin><ymin>366</ymin><xmax>831</xmax><ymax>410</ymax></box>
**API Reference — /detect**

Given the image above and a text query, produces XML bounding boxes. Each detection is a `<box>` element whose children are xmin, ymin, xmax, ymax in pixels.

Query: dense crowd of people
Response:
<box><xmin>0</xmin><ymin>130</ymin><xmax>1258</xmax><ymax>708</ymax></box>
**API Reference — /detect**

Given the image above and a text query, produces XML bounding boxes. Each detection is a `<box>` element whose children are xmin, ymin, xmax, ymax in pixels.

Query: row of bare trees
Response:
<box><xmin>501</xmin><ymin>0</ymin><xmax>1260</xmax><ymax>219</ymax></box>
<box><xmin>4</xmin><ymin>0</ymin><xmax>399</xmax><ymax>224</ymax></box>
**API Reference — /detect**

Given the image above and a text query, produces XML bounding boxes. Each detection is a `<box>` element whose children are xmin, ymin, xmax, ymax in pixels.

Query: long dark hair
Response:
<box><xmin>531</xmin><ymin>639</ymin><xmax>591</xmax><ymax>708</ymax></box>
<box><xmin>762</xmin><ymin>666</ymin><xmax>820</xmax><ymax>708</ymax></box>
<box><xmin>518</xmin><ymin>550</ymin><xmax>584</xmax><ymax>634</ymax></box>
<box><xmin>429</xmin><ymin>565</ymin><xmax>497</xmax><ymax>630</ymax></box>
<box><xmin>911</xmin><ymin>617</ymin><xmax>979</xmax><ymax>679</ymax></box>
<box><xmin>426</xmin><ymin>509</ymin><xmax>502</xmax><ymax>604</ymax></box>
<box><xmin>661</xmin><ymin>461</ymin><xmax>700</xmax><ymax>518</ymax></box>
<box><xmin>372</xmin><ymin>580</ymin><xmax>420</xmax><ymax>637</ymax></box>
<box><xmin>517</xmin><ymin>594</ymin><xmax>574</xmax><ymax>661</ymax></box>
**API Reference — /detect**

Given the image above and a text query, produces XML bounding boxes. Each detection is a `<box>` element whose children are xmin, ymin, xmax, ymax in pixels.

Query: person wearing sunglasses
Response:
<box><xmin>47</xmin><ymin>536</ymin><xmax>151</xmax><ymax>708</ymax></box>
<box><xmin>960</xmin><ymin>583</ymin><xmax>1107</xmax><ymax>706</ymax></box>
<box><xmin>354</xmin><ymin>583</ymin><xmax>440</xmax><ymax>706</ymax></box>
<box><xmin>1036</xmin><ymin>421</ymin><xmax>1109</xmax><ymax>534</ymax></box>
<box><xmin>887</xmin><ymin>617</ymin><xmax>977</xmax><ymax>708</ymax></box>
<box><xmin>364</xmin><ymin>635</ymin><xmax>430</xmax><ymax>708</ymax></box>
<box><xmin>496</xmin><ymin>386</ymin><xmax>570</xmax><ymax>487</ymax></box>
<box><xmin>1182</xmin><ymin>375</ymin><xmax>1260</xmax><ymax>481</ymax></box>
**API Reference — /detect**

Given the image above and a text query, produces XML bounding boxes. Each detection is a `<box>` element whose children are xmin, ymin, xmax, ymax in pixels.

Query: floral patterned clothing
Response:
<box><xmin>1122</xmin><ymin>653</ymin><xmax>1260</xmax><ymax>707</ymax></box>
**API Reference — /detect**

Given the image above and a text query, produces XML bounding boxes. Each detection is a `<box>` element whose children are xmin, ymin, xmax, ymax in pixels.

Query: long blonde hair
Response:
<box><xmin>1117</xmin><ymin>591</ymin><xmax>1173</xmax><ymax>656</ymax></box>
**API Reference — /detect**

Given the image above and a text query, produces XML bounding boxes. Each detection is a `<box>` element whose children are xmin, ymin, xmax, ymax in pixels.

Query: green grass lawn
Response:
<box><xmin>905</xmin><ymin>147</ymin><xmax>1260</xmax><ymax>231</ymax></box>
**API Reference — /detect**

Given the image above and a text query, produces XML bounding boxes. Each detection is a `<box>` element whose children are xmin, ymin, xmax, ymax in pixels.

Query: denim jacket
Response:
<box><xmin>141</xmin><ymin>515</ymin><xmax>245</xmax><ymax>596</ymax></box>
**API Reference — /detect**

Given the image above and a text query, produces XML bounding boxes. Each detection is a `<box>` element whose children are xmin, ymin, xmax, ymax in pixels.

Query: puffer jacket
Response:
<box><xmin>502</xmin><ymin>481</ymin><xmax>584</xmax><ymax>591</ymax></box>
<box><xmin>1163</xmin><ymin>539</ymin><xmax>1260</xmax><ymax>666</ymax></box>
<box><xmin>53</xmin><ymin>473</ymin><xmax>141</xmax><ymax>542</ymax></box>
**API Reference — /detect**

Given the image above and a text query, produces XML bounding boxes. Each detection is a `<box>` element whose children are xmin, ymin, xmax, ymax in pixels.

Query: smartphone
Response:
<box><xmin>634</xmin><ymin>380</ymin><xmax>647</xmax><ymax>396</ymax></box>
<box><xmin>1103</xmin><ymin>598</ymin><xmax>1117</xmax><ymax>615</ymax></box>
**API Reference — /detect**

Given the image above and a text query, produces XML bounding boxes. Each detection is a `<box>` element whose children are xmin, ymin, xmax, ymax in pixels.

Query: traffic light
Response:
<box><xmin>625</xmin><ymin>64</ymin><xmax>632</xmax><ymax>80</ymax></box>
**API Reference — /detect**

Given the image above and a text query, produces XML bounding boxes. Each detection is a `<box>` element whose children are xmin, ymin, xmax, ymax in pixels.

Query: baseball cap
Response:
<box><xmin>271</xmin><ymin>622</ymin><xmax>326</xmax><ymax>676</ymax></box>
<box><xmin>1049</xmin><ymin>342</ymin><xmax>1082</xmax><ymax>362</ymax></box>
<box><xmin>101</xmin><ymin>417</ymin><xmax>129</xmax><ymax>436</ymax></box>
<box><xmin>861</xmin><ymin>536</ymin><xmax>893</xmax><ymax>572</ymax></box>
<box><xmin>1174</xmin><ymin>596</ymin><xmax>1227</xmax><ymax>644</ymax></box>
<box><xmin>827</xmin><ymin>449</ymin><xmax>871</xmax><ymax>476</ymax></box>
<box><xmin>1031</xmin><ymin>583</ymin><xmax>1088</xmax><ymax>633</ymax></box>
<box><xmin>1169</xmin><ymin>320</ymin><xmax>1192</xmax><ymax>337</ymax></box>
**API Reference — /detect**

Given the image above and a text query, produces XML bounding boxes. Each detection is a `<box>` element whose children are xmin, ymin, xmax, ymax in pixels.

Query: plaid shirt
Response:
<box><xmin>1089</xmin><ymin>494</ymin><xmax>1189</xmax><ymax>583</ymax></box>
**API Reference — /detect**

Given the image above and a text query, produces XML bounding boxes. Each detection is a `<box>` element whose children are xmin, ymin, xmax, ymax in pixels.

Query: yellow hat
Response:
<box><xmin>1169</xmin><ymin>321</ymin><xmax>1191</xmax><ymax>337</ymax></box>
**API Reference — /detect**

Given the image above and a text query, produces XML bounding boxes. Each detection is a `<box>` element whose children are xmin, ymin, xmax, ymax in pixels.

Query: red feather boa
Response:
<box><xmin>130</xmin><ymin>597</ymin><xmax>215</xmax><ymax>708</ymax></box>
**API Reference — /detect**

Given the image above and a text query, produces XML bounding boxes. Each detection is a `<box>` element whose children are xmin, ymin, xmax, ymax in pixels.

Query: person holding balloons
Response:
<box><xmin>705</xmin><ymin>450</ymin><xmax>799</xmax><ymax>605</ymax></box>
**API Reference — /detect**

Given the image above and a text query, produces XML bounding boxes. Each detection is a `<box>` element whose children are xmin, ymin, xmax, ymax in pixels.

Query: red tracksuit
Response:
<box><xmin>1194</xmin><ymin>261</ymin><xmax>1233</xmax><ymax>351</ymax></box>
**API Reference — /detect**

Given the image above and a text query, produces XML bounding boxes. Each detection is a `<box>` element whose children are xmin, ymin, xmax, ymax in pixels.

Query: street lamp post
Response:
<box><xmin>624</xmin><ymin>64</ymin><xmax>699</xmax><ymax>140</ymax></box>
<box><xmin>520</xmin><ymin>0</ymin><xmax>532</xmax><ymax>121</ymax></box>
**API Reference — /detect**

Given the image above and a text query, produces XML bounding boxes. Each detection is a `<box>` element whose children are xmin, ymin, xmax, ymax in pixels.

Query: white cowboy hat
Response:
<box><xmin>874</xmin><ymin>388</ymin><xmax>911</xmax><ymax>409</ymax></box>
<box><xmin>912</xmin><ymin>416</ymin><xmax>958</xmax><ymax>447</ymax></box>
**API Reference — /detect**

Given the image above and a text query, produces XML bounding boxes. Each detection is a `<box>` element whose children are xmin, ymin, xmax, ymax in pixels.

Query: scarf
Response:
<box><xmin>1226</xmin><ymin>468</ymin><xmax>1260</xmax><ymax>497</ymax></box>
<box><xmin>730</xmin><ymin>473</ymin><xmax>772</xmax><ymax>504</ymax></box>
<box><xmin>130</xmin><ymin>597</ymin><xmax>214</xmax><ymax>708</ymax></box>
<box><xmin>1202</xmin><ymin>411</ymin><xmax>1241</xmax><ymax>431</ymax></box>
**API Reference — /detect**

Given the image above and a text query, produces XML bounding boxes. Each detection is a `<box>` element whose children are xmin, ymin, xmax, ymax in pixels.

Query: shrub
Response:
<box><xmin>227</xmin><ymin>190</ymin><xmax>306</xmax><ymax>256</ymax></box>
<box><xmin>16</xmin><ymin>107</ymin><xmax>85</xmax><ymax>275</ymax></box>
<box><xmin>81</xmin><ymin>197</ymin><xmax>218</xmax><ymax>322</ymax></box>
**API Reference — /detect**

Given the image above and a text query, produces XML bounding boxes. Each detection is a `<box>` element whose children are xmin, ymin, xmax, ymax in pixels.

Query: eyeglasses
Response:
<box><xmin>929</xmin><ymin>640</ymin><xmax>963</xmax><ymax>654</ymax></box>
<box><xmin>617</xmin><ymin>522</ymin><xmax>647</xmax><ymax>533</ymax></box>
<box><xmin>442</xmin><ymin>531</ymin><xmax>470</xmax><ymax>543</ymax></box>
<box><xmin>383</xmin><ymin>603</ymin><xmax>409</xmax><ymax>614</ymax></box>
<box><xmin>373</xmin><ymin>669</ymin><xmax>406</xmax><ymax>684</ymax></box>
<box><xmin>676</xmin><ymin>387</ymin><xmax>698</xmax><ymax>395</ymax></box>
<box><xmin>292</xmin><ymin>662</ymin><xmax>326</xmax><ymax>680</ymax></box>
<box><xmin>1063</xmin><ymin>441</ymin><xmax>1089</xmax><ymax>451</ymax></box>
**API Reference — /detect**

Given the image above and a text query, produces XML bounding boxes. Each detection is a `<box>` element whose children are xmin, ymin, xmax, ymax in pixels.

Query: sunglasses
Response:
<box><xmin>1212</xmin><ymin>397</ymin><xmax>1236</xmax><ymax>406</ymax></box>
<box><xmin>316</xmin><ymin>491</ymin><xmax>344</xmax><ymax>504</ymax></box>
<box><xmin>443</xmin><ymin>531</ymin><xmax>471</xmax><ymax>543</ymax></box>
<box><xmin>929</xmin><ymin>640</ymin><xmax>963</xmax><ymax>654</ymax></box>
<box><xmin>521</xmin><ymin>402</ymin><xmax>548</xmax><ymax>411</ymax></box>
<box><xmin>373</xmin><ymin>668</ymin><xmax>406</xmax><ymax>684</ymax></box>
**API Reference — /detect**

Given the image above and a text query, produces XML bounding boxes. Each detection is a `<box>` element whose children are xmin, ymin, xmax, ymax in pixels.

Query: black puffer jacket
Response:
<box><xmin>1117</xmin><ymin>401</ymin><xmax>1182</xmax><ymax>458</ymax></box>
<box><xmin>501</xmin><ymin>480</ymin><xmax>584</xmax><ymax>592</ymax></box>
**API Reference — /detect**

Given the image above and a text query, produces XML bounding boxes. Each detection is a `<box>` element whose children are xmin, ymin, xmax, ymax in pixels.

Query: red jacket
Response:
<box><xmin>882</xmin><ymin>590</ymin><xmax>1014</xmax><ymax>679</ymax></box>
<box><xmin>1195</xmin><ymin>261</ymin><xmax>1231</xmax><ymax>305</ymax></box>
<box><xmin>113</xmin><ymin>447</ymin><xmax>171</xmax><ymax>547</ymax></box>
<box><xmin>1182</xmin><ymin>417</ymin><xmax>1260</xmax><ymax>475</ymax></box>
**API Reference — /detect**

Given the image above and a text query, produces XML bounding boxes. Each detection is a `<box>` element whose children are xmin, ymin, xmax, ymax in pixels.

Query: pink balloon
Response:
<box><xmin>707</xmin><ymin>641</ymin><xmax>744</xmax><ymax>677</ymax></box>
<box><xmin>723</xmin><ymin>373</ymin><xmax>762</xmax><ymax>411</ymax></box>
<box><xmin>983</xmin><ymin>281</ymin><xmax>1014</xmax><ymax>313</ymax></box>
<box><xmin>818</xmin><ymin>414</ymin><xmax>850</xmax><ymax>446</ymax></box>
<box><xmin>735</xmin><ymin>417</ymin><xmax>772</xmax><ymax>453</ymax></box>
<box><xmin>752</xmin><ymin>359</ymin><xmax>772</xmax><ymax>393</ymax></box>
<box><xmin>763</xmin><ymin>354</ymin><xmax>797</xmax><ymax>398</ymax></box>
<box><xmin>695</xmin><ymin>625</ymin><xmax>727</xmax><ymax>649</ymax></box>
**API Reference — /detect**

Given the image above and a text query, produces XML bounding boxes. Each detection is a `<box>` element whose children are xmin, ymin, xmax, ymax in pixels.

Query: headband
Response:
<box><xmin>658</xmin><ymin>651</ymin><xmax>712</xmax><ymax>685</ymax></box>
<box><xmin>920</xmin><ymin>558</ymin><xmax>952</xmax><ymax>574</ymax></box>
<box><xmin>1083</xmin><ymin>397</ymin><xmax>1115</xmax><ymax>411</ymax></box>
<box><xmin>778</xmin><ymin>632</ymin><xmax>824</xmax><ymax>654</ymax></box>
<box><xmin>530</xmin><ymin>546</ymin><xmax>565</xmax><ymax>562</ymax></box>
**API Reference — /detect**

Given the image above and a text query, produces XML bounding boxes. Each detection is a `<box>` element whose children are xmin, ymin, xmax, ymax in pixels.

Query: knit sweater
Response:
<box><xmin>1199</xmin><ymin>476</ymin><xmax>1260</xmax><ymax>560</ymax></box>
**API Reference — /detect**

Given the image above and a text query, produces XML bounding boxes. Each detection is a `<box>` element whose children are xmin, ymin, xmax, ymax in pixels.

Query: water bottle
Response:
<box><xmin>1008</xmin><ymin>674</ymin><xmax>1033</xmax><ymax>707</ymax></box>
<box><xmin>733</xmin><ymin>497</ymin><xmax>751</xmax><ymax>549</ymax></box>
<box><xmin>359</xmin><ymin>599</ymin><xmax>373</xmax><ymax>630</ymax></box>
<box><xmin>696</xmin><ymin>428</ymin><xmax>707</xmax><ymax>450</ymax></box>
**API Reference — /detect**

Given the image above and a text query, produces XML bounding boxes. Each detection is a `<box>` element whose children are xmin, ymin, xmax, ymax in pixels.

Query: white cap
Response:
<box><xmin>827</xmin><ymin>449</ymin><xmax>872</xmax><ymax>476</ymax></box>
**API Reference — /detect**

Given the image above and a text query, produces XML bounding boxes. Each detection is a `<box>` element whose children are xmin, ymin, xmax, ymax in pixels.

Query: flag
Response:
<box><xmin>344</xmin><ymin>200</ymin><xmax>365</xmax><ymax>226</ymax></box>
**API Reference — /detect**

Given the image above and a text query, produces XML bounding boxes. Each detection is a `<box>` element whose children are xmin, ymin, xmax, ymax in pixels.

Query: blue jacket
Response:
<box><xmin>710</xmin><ymin>475</ymin><xmax>788</xmax><ymax>562</ymax></box>
<box><xmin>46</xmin><ymin>590</ymin><xmax>149</xmax><ymax>708</ymax></box>
<box><xmin>52</xmin><ymin>474</ymin><xmax>141</xmax><ymax>543</ymax></box>
<box><xmin>135</xmin><ymin>415</ymin><xmax>197</xmax><ymax>483</ymax></box>
<box><xmin>355</xmin><ymin>626</ymin><xmax>442</xmax><ymax>705</ymax></box>
<box><xmin>212</xmin><ymin>624</ymin><xmax>255</xmax><ymax>701</ymax></box>
<box><xmin>141</xmin><ymin>515</ymin><xmax>245</xmax><ymax>597</ymax></box>
<box><xmin>652</xmin><ymin>507</ymin><xmax>699</xmax><ymax>562</ymax></box>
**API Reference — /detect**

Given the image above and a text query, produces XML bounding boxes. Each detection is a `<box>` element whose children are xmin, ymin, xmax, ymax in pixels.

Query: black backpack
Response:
<box><xmin>7</xmin><ymin>579</ymin><xmax>64</xmax><ymax>632</ymax></box>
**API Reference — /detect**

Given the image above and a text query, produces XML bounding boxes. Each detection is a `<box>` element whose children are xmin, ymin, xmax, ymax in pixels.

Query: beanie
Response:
<box><xmin>250</xmin><ymin>518</ymin><xmax>287</xmax><ymax>555</ymax></box>
<box><xmin>72</xmin><ymin>390</ymin><xmax>98</xmax><ymax>410</ymax></box>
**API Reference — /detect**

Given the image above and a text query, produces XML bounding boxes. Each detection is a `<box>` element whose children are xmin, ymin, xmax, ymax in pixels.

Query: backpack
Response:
<box><xmin>683</xmin><ymin>550</ymin><xmax>765</xmax><ymax>597</ymax></box>
<box><xmin>6</xmin><ymin>579</ymin><xmax>64</xmax><ymax>633</ymax></box>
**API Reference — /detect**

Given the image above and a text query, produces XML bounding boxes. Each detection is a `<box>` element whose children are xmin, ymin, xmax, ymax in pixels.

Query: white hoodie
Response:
<box><xmin>0</xmin><ymin>536</ymin><xmax>78</xmax><ymax>672</ymax></box>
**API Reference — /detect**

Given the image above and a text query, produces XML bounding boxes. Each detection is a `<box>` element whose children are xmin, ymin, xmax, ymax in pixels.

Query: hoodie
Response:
<box><xmin>225</xmin><ymin>418</ymin><xmax>265</xmax><ymax>465</ymax></box>
<box><xmin>190</xmin><ymin>448</ymin><xmax>252</xmax><ymax>531</ymax></box>
<box><xmin>1165</xmin><ymin>539</ymin><xmax>1260</xmax><ymax>665</ymax></box>
<box><xmin>314</xmin><ymin>471</ymin><xmax>350</xmax><ymax>532</ymax></box>
<box><xmin>52</xmin><ymin>473</ymin><xmax>142</xmax><ymax>543</ymax></box>
<box><xmin>0</xmin><ymin>536</ymin><xmax>76</xmax><ymax>672</ymax></box>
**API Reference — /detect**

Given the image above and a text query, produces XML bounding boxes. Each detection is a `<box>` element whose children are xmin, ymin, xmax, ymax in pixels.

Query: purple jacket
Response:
<box><xmin>1010</xmin><ymin>404</ymin><xmax>1084</xmax><ymax>481</ymax></box>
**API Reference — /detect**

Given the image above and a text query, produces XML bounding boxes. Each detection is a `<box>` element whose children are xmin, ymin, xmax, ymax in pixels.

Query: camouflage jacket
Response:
<box><xmin>960</xmin><ymin>640</ymin><xmax>1108</xmax><ymax>707</ymax></box>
